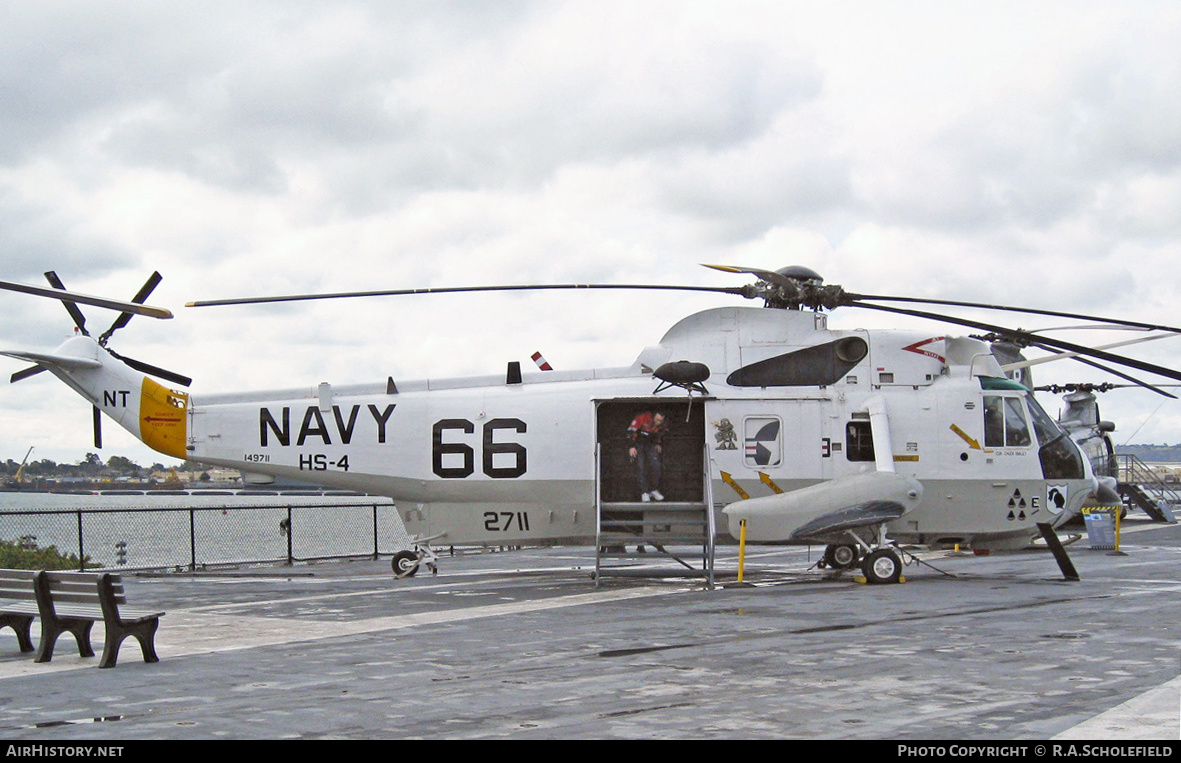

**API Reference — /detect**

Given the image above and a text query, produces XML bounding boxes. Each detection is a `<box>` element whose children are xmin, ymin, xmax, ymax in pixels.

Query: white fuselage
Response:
<box><xmin>18</xmin><ymin>307</ymin><xmax>1098</xmax><ymax>551</ymax></box>
<box><xmin>176</xmin><ymin>307</ymin><xmax>1096</xmax><ymax>549</ymax></box>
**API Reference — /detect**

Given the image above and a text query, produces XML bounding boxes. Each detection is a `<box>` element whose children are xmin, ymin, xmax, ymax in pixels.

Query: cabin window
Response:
<box><xmin>846</xmin><ymin>421</ymin><xmax>875</xmax><ymax>462</ymax></box>
<box><xmin>983</xmin><ymin>395</ymin><xmax>1032</xmax><ymax>448</ymax></box>
<box><xmin>744</xmin><ymin>417</ymin><xmax>782</xmax><ymax>467</ymax></box>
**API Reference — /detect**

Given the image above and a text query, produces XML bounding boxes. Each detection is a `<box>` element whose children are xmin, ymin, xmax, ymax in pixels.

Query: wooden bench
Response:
<box><xmin>0</xmin><ymin>569</ymin><xmax>39</xmax><ymax>653</ymax></box>
<box><xmin>0</xmin><ymin>569</ymin><xmax>165</xmax><ymax>668</ymax></box>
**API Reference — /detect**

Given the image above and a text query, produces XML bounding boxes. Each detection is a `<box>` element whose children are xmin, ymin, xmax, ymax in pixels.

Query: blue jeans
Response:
<box><xmin>633</xmin><ymin>443</ymin><xmax>662</xmax><ymax>496</ymax></box>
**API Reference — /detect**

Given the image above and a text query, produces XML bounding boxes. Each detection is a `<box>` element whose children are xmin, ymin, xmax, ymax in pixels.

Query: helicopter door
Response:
<box><xmin>596</xmin><ymin>400</ymin><xmax>705</xmax><ymax>504</ymax></box>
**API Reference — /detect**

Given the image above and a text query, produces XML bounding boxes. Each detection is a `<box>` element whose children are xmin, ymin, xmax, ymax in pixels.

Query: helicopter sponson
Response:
<box><xmin>725</xmin><ymin>471</ymin><xmax>924</xmax><ymax>543</ymax></box>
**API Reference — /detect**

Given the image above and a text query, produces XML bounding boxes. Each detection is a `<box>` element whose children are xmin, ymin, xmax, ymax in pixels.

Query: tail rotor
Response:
<box><xmin>6</xmin><ymin>271</ymin><xmax>191</xmax><ymax>449</ymax></box>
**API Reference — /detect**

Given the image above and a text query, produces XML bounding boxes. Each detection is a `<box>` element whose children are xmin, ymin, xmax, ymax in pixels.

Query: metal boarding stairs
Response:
<box><xmin>594</xmin><ymin>445</ymin><xmax>717</xmax><ymax>588</ymax></box>
<box><xmin>1113</xmin><ymin>454</ymin><xmax>1179</xmax><ymax>523</ymax></box>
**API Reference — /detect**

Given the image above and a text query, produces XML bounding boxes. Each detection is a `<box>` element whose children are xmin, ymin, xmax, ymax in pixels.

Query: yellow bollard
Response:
<box><xmin>738</xmin><ymin>519</ymin><xmax>747</xmax><ymax>583</ymax></box>
<box><xmin>1109</xmin><ymin>505</ymin><xmax>1127</xmax><ymax>556</ymax></box>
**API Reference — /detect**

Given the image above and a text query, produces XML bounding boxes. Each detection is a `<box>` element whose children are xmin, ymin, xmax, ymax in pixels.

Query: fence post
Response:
<box><xmin>189</xmin><ymin>509</ymin><xmax>196</xmax><ymax>572</ymax></box>
<box><xmin>76</xmin><ymin>511</ymin><xmax>85</xmax><ymax>571</ymax></box>
<box><xmin>286</xmin><ymin>506</ymin><xmax>293</xmax><ymax>565</ymax></box>
<box><xmin>372</xmin><ymin>504</ymin><xmax>379</xmax><ymax>560</ymax></box>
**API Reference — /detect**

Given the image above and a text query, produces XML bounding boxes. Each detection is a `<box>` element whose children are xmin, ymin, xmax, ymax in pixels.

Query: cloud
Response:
<box><xmin>3</xmin><ymin>0</ymin><xmax>1181</xmax><ymax>465</ymax></box>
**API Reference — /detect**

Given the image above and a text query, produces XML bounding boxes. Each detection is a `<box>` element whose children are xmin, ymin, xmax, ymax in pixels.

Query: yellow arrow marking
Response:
<box><xmin>950</xmin><ymin>424</ymin><xmax>982</xmax><ymax>450</ymax></box>
<box><xmin>719</xmin><ymin>471</ymin><xmax>749</xmax><ymax>500</ymax></box>
<box><xmin>758</xmin><ymin>472</ymin><xmax>783</xmax><ymax>494</ymax></box>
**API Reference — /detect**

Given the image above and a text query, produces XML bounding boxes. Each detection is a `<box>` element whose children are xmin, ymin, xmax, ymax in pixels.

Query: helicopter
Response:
<box><xmin>1032</xmin><ymin>381</ymin><xmax>1179</xmax><ymax>524</ymax></box>
<box><xmin>4</xmin><ymin>264</ymin><xmax>1181</xmax><ymax>584</ymax></box>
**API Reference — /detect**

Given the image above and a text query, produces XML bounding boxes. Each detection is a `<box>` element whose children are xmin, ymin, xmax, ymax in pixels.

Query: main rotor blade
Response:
<box><xmin>1001</xmin><ymin>332</ymin><xmax>1179</xmax><ymax>371</ymax></box>
<box><xmin>701</xmin><ymin>263</ymin><xmax>800</xmax><ymax>290</ymax></box>
<box><xmin>101</xmin><ymin>271</ymin><xmax>163</xmax><ymax>343</ymax></box>
<box><xmin>846</xmin><ymin>292</ymin><xmax>1181</xmax><ymax>335</ymax></box>
<box><xmin>186</xmin><ymin>283</ymin><xmax>749</xmax><ymax>308</ymax></box>
<box><xmin>0</xmin><ymin>277</ymin><xmax>173</xmax><ymax>319</ymax></box>
<box><xmin>852</xmin><ymin>302</ymin><xmax>1181</xmax><ymax>384</ymax></box>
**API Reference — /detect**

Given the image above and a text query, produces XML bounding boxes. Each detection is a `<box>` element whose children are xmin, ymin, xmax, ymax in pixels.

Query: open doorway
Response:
<box><xmin>596</xmin><ymin>400</ymin><xmax>705</xmax><ymax>504</ymax></box>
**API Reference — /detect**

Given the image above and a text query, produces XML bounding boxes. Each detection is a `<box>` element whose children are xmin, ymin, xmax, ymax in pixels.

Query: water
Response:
<box><xmin>0</xmin><ymin>491</ymin><xmax>410</xmax><ymax>571</ymax></box>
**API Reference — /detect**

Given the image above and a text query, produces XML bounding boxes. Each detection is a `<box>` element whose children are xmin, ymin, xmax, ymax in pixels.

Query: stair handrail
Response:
<box><xmin>1113</xmin><ymin>453</ymin><xmax>1181</xmax><ymax>507</ymax></box>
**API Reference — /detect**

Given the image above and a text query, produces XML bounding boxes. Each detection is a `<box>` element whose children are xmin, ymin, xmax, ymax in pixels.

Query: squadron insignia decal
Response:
<box><xmin>713</xmin><ymin>418</ymin><xmax>738</xmax><ymax>450</ymax></box>
<box><xmin>744</xmin><ymin>417</ymin><xmax>781</xmax><ymax>467</ymax></box>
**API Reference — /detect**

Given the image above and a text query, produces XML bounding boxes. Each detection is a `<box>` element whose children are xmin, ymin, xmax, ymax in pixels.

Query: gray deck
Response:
<box><xmin>0</xmin><ymin>519</ymin><xmax>1178</xmax><ymax>740</ymax></box>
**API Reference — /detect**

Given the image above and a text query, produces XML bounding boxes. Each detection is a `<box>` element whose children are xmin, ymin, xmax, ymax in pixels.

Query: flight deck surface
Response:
<box><xmin>0</xmin><ymin>519</ymin><xmax>1177</xmax><ymax>740</ymax></box>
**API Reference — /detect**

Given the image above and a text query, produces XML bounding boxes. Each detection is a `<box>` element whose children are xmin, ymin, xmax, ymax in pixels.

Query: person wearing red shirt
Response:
<box><xmin>627</xmin><ymin>411</ymin><xmax>666</xmax><ymax>501</ymax></box>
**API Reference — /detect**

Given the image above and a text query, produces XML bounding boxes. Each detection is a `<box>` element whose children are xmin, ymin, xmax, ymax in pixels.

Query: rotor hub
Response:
<box><xmin>775</xmin><ymin>265</ymin><xmax>823</xmax><ymax>286</ymax></box>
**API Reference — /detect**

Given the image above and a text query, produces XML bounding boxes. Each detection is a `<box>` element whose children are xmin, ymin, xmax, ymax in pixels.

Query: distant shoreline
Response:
<box><xmin>0</xmin><ymin>485</ymin><xmax>368</xmax><ymax>497</ymax></box>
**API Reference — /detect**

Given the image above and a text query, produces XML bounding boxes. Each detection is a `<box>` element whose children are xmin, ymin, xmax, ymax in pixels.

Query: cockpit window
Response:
<box><xmin>1003</xmin><ymin>398</ymin><xmax>1031</xmax><ymax>446</ymax></box>
<box><xmin>1026</xmin><ymin>394</ymin><xmax>1067</xmax><ymax>445</ymax></box>
<box><xmin>984</xmin><ymin>395</ymin><xmax>1032</xmax><ymax>448</ymax></box>
<box><xmin>1025</xmin><ymin>393</ymin><xmax>1087</xmax><ymax>479</ymax></box>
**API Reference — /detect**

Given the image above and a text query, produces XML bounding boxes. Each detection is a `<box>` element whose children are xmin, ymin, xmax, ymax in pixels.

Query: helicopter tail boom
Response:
<box><xmin>2</xmin><ymin>335</ymin><xmax>189</xmax><ymax>459</ymax></box>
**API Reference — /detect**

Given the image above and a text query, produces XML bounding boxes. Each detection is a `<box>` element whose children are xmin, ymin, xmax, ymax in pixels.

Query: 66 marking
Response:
<box><xmin>483</xmin><ymin>511</ymin><xmax>530</xmax><ymax>532</ymax></box>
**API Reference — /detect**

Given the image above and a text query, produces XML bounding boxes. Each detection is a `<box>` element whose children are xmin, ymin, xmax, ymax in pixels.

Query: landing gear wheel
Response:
<box><xmin>861</xmin><ymin>548</ymin><xmax>902</xmax><ymax>585</ymax></box>
<box><xmin>392</xmin><ymin>550</ymin><xmax>420</xmax><ymax>578</ymax></box>
<box><xmin>823</xmin><ymin>544</ymin><xmax>860</xmax><ymax>570</ymax></box>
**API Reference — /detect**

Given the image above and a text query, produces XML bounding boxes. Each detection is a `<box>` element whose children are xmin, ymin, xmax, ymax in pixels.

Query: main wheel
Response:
<box><xmin>391</xmin><ymin>550</ymin><xmax>420</xmax><ymax>578</ymax></box>
<box><xmin>823</xmin><ymin>544</ymin><xmax>860</xmax><ymax>570</ymax></box>
<box><xmin>861</xmin><ymin>548</ymin><xmax>902</xmax><ymax>585</ymax></box>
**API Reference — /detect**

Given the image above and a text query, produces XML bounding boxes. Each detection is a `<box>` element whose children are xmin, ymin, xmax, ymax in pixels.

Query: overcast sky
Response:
<box><xmin>2</xmin><ymin>0</ymin><xmax>1180</xmax><ymax>466</ymax></box>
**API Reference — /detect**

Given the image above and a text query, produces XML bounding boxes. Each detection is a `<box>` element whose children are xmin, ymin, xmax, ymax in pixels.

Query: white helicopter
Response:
<box><xmin>4</xmin><ymin>265</ymin><xmax>1180</xmax><ymax>584</ymax></box>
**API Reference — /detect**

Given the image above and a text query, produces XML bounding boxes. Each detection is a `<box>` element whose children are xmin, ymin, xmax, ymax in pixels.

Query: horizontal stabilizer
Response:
<box><xmin>789</xmin><ymin>500</ymin><xmax>907</xmax><ymax>541</ymax></box>
<box><xmin>0</xmin><ymin>349</ymin><xmax>102</xmax><ymax>372</ymax></box>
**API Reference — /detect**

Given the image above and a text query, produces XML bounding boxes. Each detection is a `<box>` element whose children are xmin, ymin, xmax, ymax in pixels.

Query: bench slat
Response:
<box><xmin>45</xmin><ymin>591</ymin><xmax>125</xmax><ymax>605</ymax></box>
<box><xmin>42</xmin><ymin>572</ymin><xmax>109</xmax><ymax>582</ymax></box>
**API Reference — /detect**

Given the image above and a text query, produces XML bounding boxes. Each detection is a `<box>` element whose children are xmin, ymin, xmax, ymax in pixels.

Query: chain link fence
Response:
<box><xmin>0</xmin><ymin>501</ymin><xmax>414</xmax><ymax>571</ymax></box>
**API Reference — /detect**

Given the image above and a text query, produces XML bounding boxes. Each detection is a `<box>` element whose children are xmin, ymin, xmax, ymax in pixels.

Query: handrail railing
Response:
<box><xmin>0</xmin><ymin>501</ymin><xmax>410</xmax><ymax>572</ymax></box>
<box><xmin>1113</xmin><ymin>454</ymin><xmax>1181</xmax><ymax>506</ymax></box>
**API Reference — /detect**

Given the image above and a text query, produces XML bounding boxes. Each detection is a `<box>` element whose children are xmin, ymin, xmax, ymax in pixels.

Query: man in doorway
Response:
<box><xmin>627</xmin><ymin>410</ymin><xmax>666</xmax><ymax>501</ymax></box>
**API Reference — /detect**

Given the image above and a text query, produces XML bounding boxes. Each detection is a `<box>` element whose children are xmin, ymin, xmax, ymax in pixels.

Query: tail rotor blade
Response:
<box><xmin>100</xmin><ymin>271</ymin><xmax>163</xmax><ymax>345</ymax></box>
<box><xmin>10</xmin><ymin>365</ymin><xmax>46</xmax><ymax>383</ymax></box>
<box><xmin>92</xmin><ymin>405</ymin><xmax>103</xmax><ymax>450</ymax></box>
<box><xmin>109</xmin><ymin>349</ymin><xmax>192</xmax><ymax>387</ymax></box>
<box><xmin>43</xmin><ymin>271</ymin><xmax>89</xmax><ymax>335</ymax></box>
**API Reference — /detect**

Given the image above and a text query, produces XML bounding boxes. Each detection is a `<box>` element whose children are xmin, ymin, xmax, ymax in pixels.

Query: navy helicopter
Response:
<box><xmin>4</xmin><ymin>265</ymin><xmax>1180</xmax><ymax>583</ymax></box>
